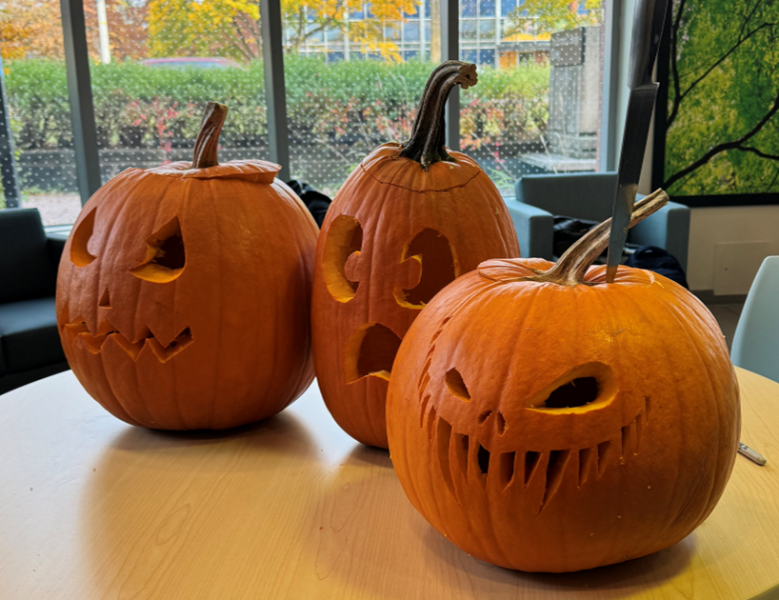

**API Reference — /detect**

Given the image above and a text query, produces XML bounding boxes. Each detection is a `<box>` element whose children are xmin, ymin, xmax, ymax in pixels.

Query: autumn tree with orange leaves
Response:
<box><xmin>3</xmin><ymin>0</ymin><xmax>422</xmax><ymax>64</ymax></box>
<box><xmin>148</xmin><ymin>0</ymin><xmax>418</xmax><ymax>62</ymax></box>
<box><xmin>0</xmin><ymin>0</ymin><xmax>148</xmax><ymax>62</ymax></box>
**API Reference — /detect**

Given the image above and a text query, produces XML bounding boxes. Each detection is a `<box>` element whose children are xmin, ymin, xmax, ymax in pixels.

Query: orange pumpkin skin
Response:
<box><xmin>386</xmin><ymin>258</ymin><xmax>740</xmax><ymax>572</ymax></box>
<box><xmin>57</xmin><ymin>159</ymin><xmax>318</xmax><ymax>430</ymax></box>
<box><xmin>312</xmin><ymin>142</ymin><xmax>520</xmax><ymax>448</ymax></box>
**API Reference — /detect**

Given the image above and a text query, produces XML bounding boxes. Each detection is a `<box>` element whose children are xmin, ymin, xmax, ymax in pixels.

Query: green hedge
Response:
<box><xmin>5</xmin><ymin>57</ymin><xmax>550</xmax><ymax>151</ymax></box>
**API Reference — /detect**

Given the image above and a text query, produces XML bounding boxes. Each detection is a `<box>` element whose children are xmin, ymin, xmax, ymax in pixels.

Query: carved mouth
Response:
<box><xmin>420</xmin><ymin>398</ymin><xmax>649</xmax><ymax>513</ymax></box>
<box><xmin>62</xmin><ymin>317</ymin><xmax>193</xmax><ymax>363</ymax></box>
<box><xmin>415</xmin><ymin>315</ymin><xmax>649</xmax><ymax>513</ymax></box>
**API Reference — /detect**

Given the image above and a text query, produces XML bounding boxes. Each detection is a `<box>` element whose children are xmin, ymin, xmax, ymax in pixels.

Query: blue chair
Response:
<box><xmin>0</xmin><ymin>208</ymin><xmax>69</xmax><ymax>394</ymax></box>
<box><xmin>731</xmin><ymin>256</ymin><xmax>779</xmax><ymax>383</ymax></box>
<box><xmin>504</xmin><ymin>172</ymin><xmax>691</xmax><ymax>269</ymax></box>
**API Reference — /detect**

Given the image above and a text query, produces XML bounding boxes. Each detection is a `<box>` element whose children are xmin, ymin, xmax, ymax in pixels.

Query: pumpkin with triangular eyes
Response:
<box><xmin>56</xmin><ymin>103</ymin><xmax>319</xmax><ymax>430</ymax></box>
<box><xmin>386</xmin><ymin>192</ymin><xmax>740</xmax><ymax>572</ymax></box>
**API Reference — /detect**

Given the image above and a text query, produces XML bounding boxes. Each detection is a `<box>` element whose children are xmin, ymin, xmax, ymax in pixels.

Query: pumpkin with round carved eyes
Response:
<box><xmin>56</xmin><ymin>103</ymin><xmax>318</xmax><ymax>430</ymax></box>
<box><xmin>312</xmin><ymin>61</ymin><xmax>520</xmax><ymax>449</ymax></box>
<box><xmin>386</xmin><ymin>191</ymin><xmax>740</xmax><ymax>573</ymax></box>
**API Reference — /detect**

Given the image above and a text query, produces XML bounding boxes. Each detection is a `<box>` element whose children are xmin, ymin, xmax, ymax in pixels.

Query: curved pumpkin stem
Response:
<box><xmin>525</xmin><ymin>189</ymin><xmax>670</xmax><ymax>286</ymax></box>
<box><xmin>399</xmin><ymin>61</ymin><xmax>477</xmax><ymax>170</ymax></box>
<box><xmin>192</xmin><ymin>102</ymin><xmax>228</xmax><ymax>169</ymax></box>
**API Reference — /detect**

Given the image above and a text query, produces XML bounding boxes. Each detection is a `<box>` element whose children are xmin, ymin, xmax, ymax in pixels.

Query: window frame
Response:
<box><xmin>10</xmin><ymin>0</ymin><xmax>619</xmax><ymax>209</ymax></box>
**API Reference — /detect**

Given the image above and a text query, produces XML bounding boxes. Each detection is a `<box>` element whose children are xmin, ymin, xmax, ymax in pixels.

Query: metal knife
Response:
<box><xmin>605</xmin><ymin>0</ymin><xmax>669</xmax><ymax>283</ymax></box>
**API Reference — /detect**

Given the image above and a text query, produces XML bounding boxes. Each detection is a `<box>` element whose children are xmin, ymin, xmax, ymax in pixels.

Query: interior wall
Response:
<box><xmin>614</xmin><ymin>0</ymin><xmax>779</xmax><ymax>293</ymax></box>
<box><xmin>687</xmin><ymin>206</ymin><xmax>779</xmax><ymax>293</ymax></box>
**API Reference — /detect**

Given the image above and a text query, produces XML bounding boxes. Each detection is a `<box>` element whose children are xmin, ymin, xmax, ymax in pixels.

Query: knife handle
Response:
<box><xmin>628</xmin><ymin>0</ymin><xmax>670</xmax><ymax>89</ymax></box>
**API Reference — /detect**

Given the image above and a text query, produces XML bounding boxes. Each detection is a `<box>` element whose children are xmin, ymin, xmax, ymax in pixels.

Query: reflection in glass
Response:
<box><xmin>462</xmin><ymin>20</ymin><xmax>478</xmax><ymax>40</ymax></box>
<box><xmin>479</xmin><ymin>20</ymin><xmax>496</xmax><ymax>40</ymax></box>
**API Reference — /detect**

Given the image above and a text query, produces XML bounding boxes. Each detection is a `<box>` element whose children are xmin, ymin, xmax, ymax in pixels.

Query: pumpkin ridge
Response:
<box><xmin>655</xmin><ymin>287</ymin><xmax>734</xmax><ymax>534</ymax></box>
<box><xmin>608</xmin><ymin>282</ymin><xmax>697</xmax><ymax>558</ymax></box>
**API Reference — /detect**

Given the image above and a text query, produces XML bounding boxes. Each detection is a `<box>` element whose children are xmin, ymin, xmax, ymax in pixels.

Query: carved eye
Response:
<box><xmin>395</xmin><ymin>228</ymin><xmax>458</xmax><ymax>309</ymax></box>
<box><xmin>528</xmin><ymin>363</ymin><xmax>617</xmax><ymax>413</ymax></box>
<box><xmin>70</xmin><ymin>206</ymin><xmax>98</xmax><ymax>267</ymax></box>
<box><xmin>322</xmin><ymin>215</ymin><xmax>363</xmax><ymax>303</ymax></box>
<box><xmin>130</xmin><ymin>216</ymin><xmax>186</xmax><ymax>283</ymax></box>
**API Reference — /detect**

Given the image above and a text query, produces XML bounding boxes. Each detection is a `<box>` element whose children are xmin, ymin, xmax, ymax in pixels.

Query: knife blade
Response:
<box><xmin>605</xmin><ymin>0</ymin><xmax>669</xmax><ymax>283</ymax></box>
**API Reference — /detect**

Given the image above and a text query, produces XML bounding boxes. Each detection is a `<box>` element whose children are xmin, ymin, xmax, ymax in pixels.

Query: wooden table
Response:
<box><xmin>0</xmin><ymin>368</ymin><xmax>777</xmax><ymax>600</ymax></box>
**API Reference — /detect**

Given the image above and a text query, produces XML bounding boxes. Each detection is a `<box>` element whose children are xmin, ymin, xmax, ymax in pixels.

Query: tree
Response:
<box><xmin>148</xmin><ymin>0</ymin><xmax>261</xmax><ymax>62</ymax></box>
<box><xmin>504</xmin><ymin>0</ymin><xmax>601</xmax><ymax>38</ymax></box>
<box><xmin>148</xmin><ymin>0</ymin><xmax>417</xmax><ymax>63</ymax></box>
<box><xmin>0</xmin><ymin>0</ymin><xmax>65</xmax><ymax>60</ymax></box>
<box><xmin>664</xmin><ymin>0</ymin><xmax>779</xmax><ymax>195</ymax></box>
<box><xmin>0</xmin><ymin>0</ymin><xmax>148</xmax><ymax>62</ymax></box>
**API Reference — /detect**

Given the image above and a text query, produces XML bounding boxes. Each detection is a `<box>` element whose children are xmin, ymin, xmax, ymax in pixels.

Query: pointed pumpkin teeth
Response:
<box><xmin>65</xmin><ymin>317</ymin><xmax>192</xmax><ymax>363</ymax></box>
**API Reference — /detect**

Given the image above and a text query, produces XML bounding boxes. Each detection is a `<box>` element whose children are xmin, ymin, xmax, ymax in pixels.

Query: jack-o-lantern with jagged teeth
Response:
<box><xmin>56</xmin><ymin>103</ymin><xmax>319</xmax><ymax>431</ymax></box>
<box><xmin>387</xmin><ymin>190</ymin><xmax>740</xmax><ymax>572</ymax></box>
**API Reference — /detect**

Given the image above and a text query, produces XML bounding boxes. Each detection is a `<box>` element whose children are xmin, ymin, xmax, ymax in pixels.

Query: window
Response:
<box><xmin>462</xmin><ymin>0</ymin><xmax>478</xmax><ymax>18</ymax></box>
<box><xmin>480</xmin><ymin>0</ymin><xmax>496</xmax><ymax>17</ymax></box>
<box><xmin>82</xmin><ymin>0</ymin><xmax>269</xmax><ymax>209</ymax></box>
<box><xmin>1</xmin><ymin>0</ymin><xmax>612</xmax><ymax>216</ymax></box>
<box><xmin>479</xmin><ymin>20</ymin><xmax>496</xmax><ymax>40</ymax></box>
<box><xmin>478</xmin><ymin>49</ymin><xmax>495</xmax><ymax>65</ymax></box>
<box><xmin>403</xmin><ymin>21</ymin><xmax>421</xmax><ymax>42</ymax></box>
<box><xmin>0</xmin><ymin>0</ymin><xmax>79</xmax><ymax>225</ymax></box>
<box><xmin>461</xmin><ymin>49</ymin><xmax>478</xmax><ymax>62</ymax></box>
<box><xmin>501</xmin><ymin>0</ymin><xmax>518</xmax><ymax>17</ymax></box>
<box><xmin>462</xmin><ymin>20</ymin><xmax>478</xmax><ymax>40</ymax></box>
<box><xmin>461</xmin><ymin>1</ymin><xmax>605</xmax><ymax>194</ymax></box>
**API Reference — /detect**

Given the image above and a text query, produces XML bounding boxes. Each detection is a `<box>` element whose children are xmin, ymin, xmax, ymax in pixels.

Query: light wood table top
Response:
<box><xmin>0</xmin><ymin>367</ymin><xmax>777</xmax><ymax>600</ymax></box>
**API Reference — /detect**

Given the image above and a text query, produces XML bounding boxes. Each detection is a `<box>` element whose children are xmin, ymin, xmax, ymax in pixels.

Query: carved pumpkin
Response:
<box><xmin>312</xmin><ymin>62</ymin><xmax>520</xmax><ymax>449</ymax></box>
<box><xmin>386</xmin><ymin>191</ymin><xmax>740</xmax><ymax>572</ymax></box>
<box><xmin>56</xmin><ymin>103</ymin><xmax>318</xmax><ymax>430</ymax></box>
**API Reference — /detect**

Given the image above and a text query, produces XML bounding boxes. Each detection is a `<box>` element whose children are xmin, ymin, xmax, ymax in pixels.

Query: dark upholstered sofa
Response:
<box><xmin>0</xmin><ymin>209</ymin><xmax>69</xmax><ymax>395</ymax></box>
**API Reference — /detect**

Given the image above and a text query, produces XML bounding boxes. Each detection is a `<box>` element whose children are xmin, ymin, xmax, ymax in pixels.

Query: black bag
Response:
<box><xmin>286</xmin><ymin>180</ymin><xmax>331</xmax><ymax>228</ymax></box>
<box><xmin>626</xmin><ymin>246</ymin><xmax>689</xmax><ymax>289</ymax></box>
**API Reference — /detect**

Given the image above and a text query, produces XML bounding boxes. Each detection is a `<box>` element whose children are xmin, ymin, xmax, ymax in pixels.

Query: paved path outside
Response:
<box><xmin>22</xmin><ymin>194</ymin><xmax>82</xmax><ymax>226</ymax></box>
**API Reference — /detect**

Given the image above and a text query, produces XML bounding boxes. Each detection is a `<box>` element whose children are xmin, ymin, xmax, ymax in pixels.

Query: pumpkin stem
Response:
<box><xmin>399</xmin><ymin>61</ymin><xmax>478</xmax><ymax>170</ymax></box>
<box><xmin>192</xmin><ymin>102</ymin><xmax>228</xmax><ymax>169</ymax></box>
<box><xmin>526</xmin><ymin>189</ymin><xmax>670</xmax><ymax>286</ymax></box>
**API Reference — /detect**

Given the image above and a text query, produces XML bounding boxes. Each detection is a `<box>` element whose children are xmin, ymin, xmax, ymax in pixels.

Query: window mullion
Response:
<box><xmin>60</xmin><ymin>0</ymin><xmax>101</xmax><ymax>206</ymax></box>
<box><xmin>261</xmin><ymin>0</ymin><xmax>291</xmax><ymax>181</ymax></box>
<box><xmin>0</xmin><ymin>53</ymin><xmax>20</xmax><ymax>208</ymax></box>
<box><xmin>600</xmin><ymin>0</ymin><xmax>621</xmax><ymax>172</ymax></box>
<box><xmin>442</xmin><ymin>0</ymin><xmax>460</xmax><ymax>150</ymax></box>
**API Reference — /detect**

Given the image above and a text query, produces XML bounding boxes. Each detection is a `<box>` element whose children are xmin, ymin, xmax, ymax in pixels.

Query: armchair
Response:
<box><xmin>504</xmin><ymin>172</ymin><xmax>691</xmax><ymax>270</ymax></box>
<box><xmin>0</xmin><ymin>208</ymin><xmax>69</xmax><ymax>395</ymax></box>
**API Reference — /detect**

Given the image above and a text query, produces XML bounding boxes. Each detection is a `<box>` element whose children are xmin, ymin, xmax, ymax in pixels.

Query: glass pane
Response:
<box><xmin>480</xmin><ymin>0</ymin><xmax>496</xmax><ymax>17</ymax></box>
<box><xmin>501</xmin><ymin>0</ymin><xmax>518</xmax><ymax>17</ymax></box>
<box><xmin>462</xmin><ymin>20</ymin><xmax>478</xmax><ymax>40</ymax></box>
<box><xmin>462</xmin><ymin>0</ymin><xmax>478</xmax><ymax>18</ymax></box>
<box><xmin>308</xmin><ymin>24</ymin><xmax>325</xmax><ymax>44</ymax></box>
<box><xmin>461</xmin><ymin>0</ymin><xmax>606</xmax><ymax>195</ymax></box>
<box><xmin>501</xmin><ymin>18</ymin><xmax>516</xmax><ymax>37</ymax></box>
<box><xmin>327</xmin><ymin>28</ymin><xmax>344</xmax><ymax>43</ymax></box>
<box><xmin>83</xmin><ymin>0</ymin><xmax>269</xmax><ymax>202</ymax></box>
<box><xmin>403</xmin><ymin>21</ymin><xmax>421</xmax><ymax>42</ymax></box>
<box><xmin>461</xmin><ymin>49</ymin><xmax>478</xmax><ymax>62</ymax></box>
<box><xmin>283</xmin><ymin>2</ymin><xmax>431</xmax><ymax>197</ymax></box>
<box><xmin>1</xmin><ymin>0</ymin><xmax>80</xmax><ymax>225</ymax></box>
<box><xmin>478</xmin><ymin>49</ymin><xmax>495</xmax><ymax>65</ymax></box>
<box><xmin>479</xmin><ymin>19</ymin><xmax>496</xmax><ymax>40</ymax></box>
